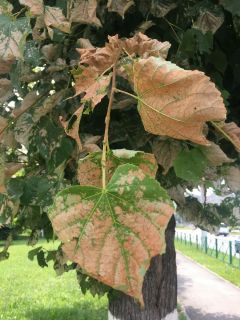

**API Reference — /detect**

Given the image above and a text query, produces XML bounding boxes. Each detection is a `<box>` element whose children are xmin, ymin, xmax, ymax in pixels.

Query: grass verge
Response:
<box><xmin>175</xmin><ymin>240</ymin><xmax>240</xmax><ymax>287</ymax></box>
<box><xmin>0</xmin><ymin>240</ymin><xmax>108</xmax><ymax>320</ymax></box>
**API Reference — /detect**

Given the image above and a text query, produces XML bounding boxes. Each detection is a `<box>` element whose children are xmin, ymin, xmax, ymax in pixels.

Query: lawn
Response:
<box><xmin>0</xmin><ymin>240</ymin><xmax>108</xmax><ymax>320</ymax></box>
<box><xmin>175</xmin><ymin>240</ymin><xmax>240</xmax><ymax>287</ymax></box>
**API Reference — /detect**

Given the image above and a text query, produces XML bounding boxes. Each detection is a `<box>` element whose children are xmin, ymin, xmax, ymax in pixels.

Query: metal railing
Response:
<box><xmin>175</xmin><ymin>230</ymin><xmax>240</xmax><ymax>269</ymax></box>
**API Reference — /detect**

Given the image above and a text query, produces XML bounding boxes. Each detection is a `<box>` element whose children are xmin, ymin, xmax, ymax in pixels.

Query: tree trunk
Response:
<box><xmin>108</xmin><ymin>215</ymin><xmax>177</xmax><ymax>320</ymax></box>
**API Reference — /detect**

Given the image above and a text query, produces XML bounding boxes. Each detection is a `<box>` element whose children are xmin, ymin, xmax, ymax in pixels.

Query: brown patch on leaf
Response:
<box><xmin>19</xmin><ymin>0</ymin><xmax>44</xmax><ymax>16</ymax></box>
<box><xmin>123</xmin><ymin>32</ymin><xmax>171</xmax><ymax>59</ymax></box>
<box><xmin>152</xmin><ymin>139</ymin><xmax>183</xmax><ymax>174</ymax></box>
<box><xmin>201</xmin><ymin>142</ymin><xmax>234</xmax><ymax>166</ymax></box>
<box><xmin>70</xmin><ymin>0</ymin><xmax>102</xmax><ymax>27</ymax></box>
<box><xmin>132</xmin><ymin>57</ymin><xmax>226</xmax><ymax>145</ymax></box>
<box><xmin>50</xmin><ymin>165</ymin><xmax>174</xmax><ymax>304</ymax></box>
<box><xmin>107</xmin><ymin>0</ymin><xmax>134</xmax><ymax>18</ymax></box>
<box><xmin>60</xmin><ymin>106</ymin><xmax>84</xmax><ymax>150</ymax></box>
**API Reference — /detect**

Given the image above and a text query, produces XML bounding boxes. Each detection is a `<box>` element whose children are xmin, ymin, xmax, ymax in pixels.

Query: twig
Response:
<box><xmin>101</xmin><ymin>54</ymin><xmax>120</xmax><ymax>189</ymax></box>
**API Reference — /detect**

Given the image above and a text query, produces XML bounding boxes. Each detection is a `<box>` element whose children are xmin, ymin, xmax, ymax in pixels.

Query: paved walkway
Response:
<box><xmin>177</xmin><ymin>253</ymin><xmax>240</xmax><ymax>320</ymax></box>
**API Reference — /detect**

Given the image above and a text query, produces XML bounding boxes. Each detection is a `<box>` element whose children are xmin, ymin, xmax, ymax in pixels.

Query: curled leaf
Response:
<box><xmin>200</xmin><ymin>142</ymin><xmax>234</xmax><ymax>166</ymax></box>
<box><xmin>60</xmin><ymin>106</ymin><xmax>84</xmax><ymax>150</ymax></box>
<box><xmin>49</xmin><ymin>164</ymin><xmax>174</xmax><ymax>304</ymax></box>
<box><xmin>123</xmin><ymin>32</ymin><xmax>171</xmax><ymax>59</ymax></box>
<box><xmin>131</xmin><ymin>57</ymin><xmax>226</xmax><ymax>145</ymax></box>
<box><xmin>218</xmin><ymin>122</ymin><xmax>240</xmax><ymax>152</ymax></box>
<box><xmin>107</xmin><ymin>0</ymin><xmax>134</xmax><ymax>18</ymax></box>
<box><xmin>77</xmin><ymin>149</ymin><xmax>158</xmax><ymax>187</ymax></box>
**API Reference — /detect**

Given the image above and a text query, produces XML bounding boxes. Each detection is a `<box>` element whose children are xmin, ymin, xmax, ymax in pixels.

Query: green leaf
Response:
<box><xmin>78</xmin><ymin>149</ymin><xmax>157</xmax><ymax>187</ymax></box>
<box><xmin>0</xmin><ymin>15</ymin><xmax>30</xmax><ymax>61</ymax></box>
<box><xmin>180</xmin><ymin>28</ymin><xmax>213</xmax><ymax>56</ymax></box>
<box><xmin>173</xmin><ymin>148</ymin><xmax>208</xmax><ymax>182</ymax></box>
<box><xmin>49</xmin><ymin>164</ymin><xmax>174</xmax><ymax>304</ymax></box>
<box><xmin>220</xmin><ymin>0</ymin><xmax>240</xmax><ymax>16</ymax></box>
<box><xmin>28</xmin><ymin>246</ymin><xmax>42</xmax><ymax>261</ymax></box>
<box><xmin>37</xmin><ymin>250</ymin><xmax>48</xmax><ymax>268</ymax></box>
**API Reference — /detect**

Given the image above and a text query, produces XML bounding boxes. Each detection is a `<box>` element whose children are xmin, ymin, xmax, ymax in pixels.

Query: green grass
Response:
<box><xmin>175</xmin><ymin>240</ymin><xmax>240</xmax><ymax>287</ymax></box>
<box><xmin>0</xmin><ymin>240</ymin><xmax>108</xmax><ymax>320</ymax></box>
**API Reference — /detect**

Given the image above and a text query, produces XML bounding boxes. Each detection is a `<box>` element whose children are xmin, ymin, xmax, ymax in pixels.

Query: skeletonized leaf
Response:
<box><xmin>0</xmin><ymin>15</ymin><xmax>30</xmax><ymax>61</ymax></box>
<box><xmin>77</xmin><ymin>149</ymin><xmax>157</xmax><ymax>187</ymax></box>
<box><xmin>131</xmin><ymin>57</ymin><xmax>226</xmax><ymax>145</ymax></box>
<box><xmin>107</xmin><ymin>0</ymin><xmax>134</xmax><ymax>18</ymax></box>
<box><xmin>225</xmin><ymin>166</ymin><xmax>240</xmax><ymax>193</ymax></box>
<box><xmin>70</xmin><ymin>0</ymin><xmax>102</xmax><ymax>27</ymax></box>
<box><xmin>193</xmin><ymin>10</ymin><xmax>224</xmax><ymax>34</ymax></box>
<box><xmin>200</xmin><ymin>142</ymin><xmax>234</xmax><ymax>166</ymax></box>
<box><xmin>60</xmin><ymin>106</ymin><xmax>84</xmax><ymax>150</ymax></box>
<box><xmin>19</xmin><ymin>0</ymin><xmax>44</xmax><ymax>16</ymax></box>
<box><xmin>152</xmin><ymin>139</ymin><xmax>183</xmax><ymax>174</ymax></box>
<box><xmin>0</xmin><ymin>78</ymin><xmax>13</xmax><ymax>103</ymax></box>
<box><xmin>219</xmin><ymin>122</ymin><xmax>240</xmax><ymax>152</ymax></box>
<box><xmin>150</xmin><ymin>0</ymin><xmax>177</xmax><ymax>18</ymax></box>
<box><xmin>49</xmin><ymin>164</ymin><xmax>174</xmax><ymax>304</ymax></box>
<box><xmin>123</xmin><ymin>32</ymin><xmax>171</xmax><ymax>59</ymax></box>
<box><xmin>44</xmin><ymin>6</ymin><xmax>71</xmax><ymax>37</ymax></box>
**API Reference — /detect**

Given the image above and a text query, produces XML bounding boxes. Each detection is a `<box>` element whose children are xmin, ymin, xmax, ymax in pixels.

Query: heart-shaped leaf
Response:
<box><xmin>131</xmin><ymin>57</ymin><xmax>226</xmax><ymax>145</ymax></box>
<box><xmin>49</xmin><ymin>164</ymin><xmax>174</xmax><ymax>304</ymax></box>
<box><xmin>77</xmin><ymin>149</ymin><xmax>158</xmax><ymax>187</ymax></box>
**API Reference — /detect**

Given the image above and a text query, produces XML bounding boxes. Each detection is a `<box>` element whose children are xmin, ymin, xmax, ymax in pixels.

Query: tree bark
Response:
<box><xmin>108</xmin><ymin>215</ymin><xmax>177</xmax><ymax>320</ymax></box>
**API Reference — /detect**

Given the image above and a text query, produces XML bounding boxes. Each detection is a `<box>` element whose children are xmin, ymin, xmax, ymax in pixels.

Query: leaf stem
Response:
<box><xmin>114</xmin><ymin>88</ymin><xmax>184</xmax><ymax>123</ymax></box>
<box><xmin>210</xmin><ymin>121</ymin><xmax>237</xmax><ymax>149</ymax></box>
<box><xmin>101</xmin><ymin>55</ymin><xmax>119</xmax><ymax>189</ymax></box>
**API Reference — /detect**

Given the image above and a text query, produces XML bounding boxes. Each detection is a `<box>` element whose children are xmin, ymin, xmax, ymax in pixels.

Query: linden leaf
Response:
<box><xmin>49</xmin><ymin>164</ymin><xmax>174</xmax><ymax>304</ymax></box>
<box><xmin>0</xmin><ymin>78</ymin><xmax>13</xmax><ymax>104</ymax></box>
<box><xmin>77</xmin><ymin>149</ymin><xmax>158</xmax><ymax>187</ymax></box>
<box><xmin>70</xmin><ymin>0</ymin><xmax>102</xmax><ymax>28</ymax></box>
<box><xmin>218</xmin><ymin>122</ymin><xmax>240</xmax><ymax>152</ymax></box>
<box><xmin>19</xmin><ymin>0</ymin><xmax>44</xmax><ymax>16</ymax></box>
<box><xmin>107</xmin><ymin>0</ymin><xmax>134</xmax><ymax>18</ymax></box>
<box><xmin>225</xmin><ymin>166</ymin><xmax>240</xmax><ymax>193</ymax></box>
<box><xmin>173</xmin><ymin>148</ymin><xmax>208</xmax><ymax>182</ymax></box>
<box><xmin>200</xmin><ymin>142</ymin><xmax>234</xmax><ymax>166</ymax></box>
<box><xmin>131</xmin><ymin>57</ymin><xmax>226</xmax><ymax>145</ymax></box>
<box><xmin>60</xmin><ymin>106</ymin><xmax>84</xmax><ymax>150</ymax></box>
<box><xmin>0</xmin><ymin>15</ymin><xmax>30</xmax><ymax>62</ymax></box>
<box><xmin>152</xmin><ymin>139</ymin><xmax>183</xmax><ymax>174</ymax></box>
<box><xmin>123</xmin><ymin>32</ymin><xmax>171</xmax><ymax>59</ymax></box>
<box><xmin>44</xmin><ymin>6</ymin><xmax>71</xmax><ymax>38</ymax></box>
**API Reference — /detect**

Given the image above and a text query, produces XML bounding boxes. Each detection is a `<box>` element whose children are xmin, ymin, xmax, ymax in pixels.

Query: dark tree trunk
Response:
<box><xmin>108</xmin><ymin>216</ymin><xmax>177</xmax><ymax>320</ymax></box>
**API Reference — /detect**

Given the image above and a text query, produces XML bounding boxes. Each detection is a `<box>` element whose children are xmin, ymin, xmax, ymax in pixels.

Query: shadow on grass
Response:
<box><xmin>24</xmin><ymin>301</ymin><xmax>108</xmax><ymax>320</ymax></box>
<box><xmin>186</xmin><ymin>307</ymin><xmax>240</xmax><ymax>320</ymax></box>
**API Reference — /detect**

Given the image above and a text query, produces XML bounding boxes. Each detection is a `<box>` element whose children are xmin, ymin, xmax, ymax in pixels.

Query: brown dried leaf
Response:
<box><xmin>60</xmin><ymin>106</ymin><xmax>84</xmax><ymax>150</ymax></box>
<box><xmin>132</xmin><ymin>57</ymin><xmax>226</xmax><ymax>145</ymax></box>
<box><xmin>201</xmin><ymin>142</ymin><xmax>234</xmax><ymax>166</ymax></box>
<box><xmin>49</xmin><ymin>164</ymin><xmax>174</xmax><ymax>304</ymax></box>
<box><xmin>5</xmin><ymin>163</ymin><xmax>24</xmax><ymax>178</ymax></box>
<box><xmin>19</xmin><ymin>0</ymin><xmax>44</xmax><ymax>16</ymax></box>
<box><xmin>136</xmin><ymin>21</ymin><xmax>155</xmax><ymax>34</ymax></box>
<box><xmin>77</xmin><ymin>35</ymin><xmax>121</xmax><ymax>74</ymax></box>
<box><xmin>77</xmin><ymin>149</ymin><xmax>157</xmax><ymax>187</ymax></box>
<box><xmin>41</xmin><ymin>44</ymin><xmax>60</xmax><ymax>62</ymax></box>
<box><xmin>32</xmin><ymin>16</ymin><xmax>46</xmax><ymax>41</ymax></box>
<box><xmin>123</xmin><ymin>32</ymin><xmax>171</xmax><ymax>59</ymax></box>
<box><xmin>225</xmin><ymin>166</ymin><xmax>240</xmax><ymax>193</ymax></box>
<box><xmin>77</xmin><ymin>38</ymin><xmax>94</xmax><ymax>49</ymax></box>
<box><xmin>193</xmin><ymin>11</ymin><xmax>224</xmax><ymax>34</ymax></box>
<box><xmin>150</xmin><ymin>0</ymin><xmax>177</xmax><ymax>18</ymax></box>
<box><xmin>167</xmin><ymin>185</ymin><xmax>186</xmax><ymax>206</ymax></box>
<box><xmin>12</xmin><ymin>91</ymin><xmax>39</xmax><ymax>118</ymax></box>
<box><xmin>152</xmin><ymin>139</ymin><xmax>183</xmax><ymax>174</ymax></box>
<box><xmin>107</xmin><ymin>0</ymin><xmax>134</xmax><ymax>18</ymax></box>
<box><xmin>0</xmin><ymin>59</ymin><xmax>14</xmax><ymax>74</ymax></box>
<box><xmin>44</xmin><ymin>6</ymin><xmax>71</xmax><ymax>38</ymax></box>
<box><xmin>219</xmin><ymin>122</ymin><xmax>240</xmax><ymax>152</ymax></box>
<box><xmin>0</xmin><ymin>78</ymin><xmax>13</xmax><ymax>103</ymax></box>
<box><xmin>70</xmin><ymin>0</ymin><xmax>102</xmax><ymax>27</ymax></box>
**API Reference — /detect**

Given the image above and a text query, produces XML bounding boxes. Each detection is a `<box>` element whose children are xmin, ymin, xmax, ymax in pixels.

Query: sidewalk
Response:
<box><xmin>177</xmin><ymin>252</ymin><xmax>240</xmax><ymax>320</ymax></box>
